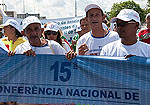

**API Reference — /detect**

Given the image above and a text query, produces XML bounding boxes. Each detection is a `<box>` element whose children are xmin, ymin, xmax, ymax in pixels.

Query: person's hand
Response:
<box><xmin>23</xmin><ymin>49</ymin><xmax>36</xmax><ymax>56</ymax></box>
<box><xmin>66</xmin><ymin>50</ymin><xmax>77</xmax><ymax>60</ymax></box>
<box><xmin>8</xmin><ymin>51</ymin><xmax>15</xmax><ymax>56</ymax></box>
<box><xmin>125</xmin><ymin>54</ymin><xmax>135</xmax><ymax>59</ymax></box>
<box><xmin>78</xmin><ymin>43</ymin><xmax>89</xmax><ymax>55</ymax></box>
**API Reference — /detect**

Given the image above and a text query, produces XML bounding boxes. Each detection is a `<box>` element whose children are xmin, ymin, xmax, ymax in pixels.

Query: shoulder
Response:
<box><xmin>107</xmin><ymin>30</ymin><xmax>119</xmax><ymax>37</ymax></box>
<box><xmin>15</xmin><ymin>41</ymin><xmax>31</xmax><ymax>54</ymax></box>
<box><xmin>48</xmin><ymin>40</ymin><xmax>62</xmax><ymax>46</ymax></box>
<box><xmin>18</xmin><ymin>37</ymin><xmax>27</xmax><ymax>42</ymax></box>
<box><xmin>138</xmin><ymin>40</ymin><xmax>150</xmax><ymax>47</ymax></box>
<box><xmin>78</xmin><ymin>32</ymin><xmax>91</xmax><ymax>42</ymax></box>
<box><xmin>103</xmin><ymin>40</ymin><xmax>120</xmax><ymax>48</ymax></box>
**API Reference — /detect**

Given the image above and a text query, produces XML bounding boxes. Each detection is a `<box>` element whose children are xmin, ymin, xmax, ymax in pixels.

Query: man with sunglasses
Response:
<box><xmin>100</xmin><ymin>9</ymin><xmax>150</xmax><ymax>57</ymax></box>
<box><xmin>15</xmin><ymin>16</ymin><xmax>66</xmax><ymax>56</ymax></box>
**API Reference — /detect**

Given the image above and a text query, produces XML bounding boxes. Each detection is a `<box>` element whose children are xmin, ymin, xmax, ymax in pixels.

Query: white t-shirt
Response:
<box><xmin>100</xmin><ymin>39</ymin><xmax>150</xmax><ymax>57</ymax></box>
<box><xmin>15</xmin><ymin>40</ymin><xmax>66</xmax><ymax>55</ymax></box>
<box><xmin>76</xmin><ymin>30</ymin><xmax>119</xmax><ymax>55</ymax></box>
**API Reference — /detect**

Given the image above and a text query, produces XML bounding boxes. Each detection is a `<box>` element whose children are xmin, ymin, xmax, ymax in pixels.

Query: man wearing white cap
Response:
<box><xmin>138</xmin><ymin>13</ymin><xmax>150</xmax><ymax>44</ymax></box>
<box><xmin>0</xmin><ymin>19</ymin><xmax>26</xmax><ymax>52</ymax></box>
<box><xmin>100</xmin><ymin>9</ymin><xmax>150</xmax><ymax>57</ymax></box>
<box><xmin>15</xmin><ymin>16</ymin><xmax>66</xmax><ymax>55</ymax></box>
<box><xmin>76</xmin><ymin>4</ymin><xmax>119</xmax><ymax>56</ymax></box>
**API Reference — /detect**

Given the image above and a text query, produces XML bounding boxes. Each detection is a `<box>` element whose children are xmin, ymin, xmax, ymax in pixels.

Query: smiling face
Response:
<box><xmin>86</xmin><ymin>8</ymin><xmax>104</xmax><ymax>30</ymax></box>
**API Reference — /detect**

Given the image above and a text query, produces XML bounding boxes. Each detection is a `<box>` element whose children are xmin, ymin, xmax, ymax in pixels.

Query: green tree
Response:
<box><xmin>107</xmin><ymin>0</ymin><xmax>145</xmax><ymax>23</ymax></box>
<box><xmin>145</xmin><ymin>0</ymin><xmax>150</xmax><ymax>14</ymax></box>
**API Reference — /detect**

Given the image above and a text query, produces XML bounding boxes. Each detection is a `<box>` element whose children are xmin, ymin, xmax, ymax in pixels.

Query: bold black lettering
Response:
<box><xmin>108</xmin><ymin>91</ymin><xmax>114</xmax><ymax>99</ymax></box>
<box><xmin>56</xmin><ymin>88</ymin><xmax>63</xmax><ymax>96</ymax></box>
<box><xmin>100</xmin><ymin>90</ymin><xmax>107</xmax><ymax>98</ymax></box>
<box><xmin>92</xmin><ymin>90</ymin><xmax>99</xmax><ymax>97</ymax></box>
<box><xmin>81</xmin><ymin>89</ymin><xmax>87</xmax><ymax>97</ymax></box>
<box><xmin>18</xmin><ymin>87</ymin><xmax>24</xmax><ymax>94</ymax></box>
<box><xmin>0</xmin><ymin>86</ymin><xmax>3</xmax><ymax>92</ymax></box>
<box><xmin>46</xmin><ymin>88</ymin><xmax>52</xmax><ymax>95</ymax></box>
<box><xmin>4</xmin><ymin>86</ymin><xmax>10</xmax><ymax>93</ymax></box>
<box><xmin>66</xmin><ymin>89</ymin><xmax>73</xmax><ymax>96</ymax></box>
<box><xmin>125</xmin><ymin>92</ymin><xmax>132</xmax><ymax>100</ymax></box>
<box><xmin>25</xmin><ymin>87</ymin><xmax>31</xmax><ymax>94</ymax></box>
<box><xmin>133</xmin><ymin>93</ymin><xmax>139</xmax><ymax>101</ymax></box>
<box><xmin>73</xmin><ymin>89</ymin><xmax>80</xmax><ymax>96</ymax></box>
<box><xmin>39</xmin><ymin>87</ymin><xmax>45</xmax><ymax>95</ymax></box>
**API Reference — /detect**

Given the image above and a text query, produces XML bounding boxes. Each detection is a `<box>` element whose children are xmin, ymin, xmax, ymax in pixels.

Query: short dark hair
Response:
<box><xmin>80</xmin><ymin>17</ymin><xmax>87</xmax><ymax>24</ymax></box>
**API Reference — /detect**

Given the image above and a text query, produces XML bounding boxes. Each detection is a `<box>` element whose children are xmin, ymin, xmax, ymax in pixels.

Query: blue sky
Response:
<box><xmin>0</xmin><ymin>0</ymin><xmax>147</xmax><ymax>19</ymax></box>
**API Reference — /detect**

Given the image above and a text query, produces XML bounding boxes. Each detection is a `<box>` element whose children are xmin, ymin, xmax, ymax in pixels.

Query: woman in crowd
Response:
<box><xmin>0</xmin><ymin>19</ymin><xmax>26</xmax><ymax>52</ymax></box>
<box><xmin>43</xmin><ymin>22</ymin><xmax>71</xmax><ymax>52</ymax></box>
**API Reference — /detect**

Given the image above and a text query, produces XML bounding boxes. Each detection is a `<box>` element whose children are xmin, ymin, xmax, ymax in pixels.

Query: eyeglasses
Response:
<box><xmin>116</xmin><ymin>21</ymin><xmax>137</xmax><ymax>27</ymax></box>
<box><xmin>44</xmin><ymin>31</ymin><xmax>57</xmax><ymax>36</ymax></box>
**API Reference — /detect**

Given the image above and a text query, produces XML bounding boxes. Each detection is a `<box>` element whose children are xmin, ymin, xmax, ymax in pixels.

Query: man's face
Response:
<box><xmin>80</xmin><ymin>19</ymin><xmax>90</xmax><ymax>33</ymax></box>
<box><xmin>116</xmin><ymin>19</ymin><xmax>138</xmax><ymax>39</ymax></box>
<box><xmin>87</xmin><ymin>8</ymin><xmax>104</xmax><ymax>29</ymax></box>
<box><xmin>146</xmin><ymin>16</ymin><xmax>150</xmax><ymax>29</ymax></box>
<box><xmin>24</xmin><ymin>23</ymin><xmax>41</xmax><ymax>45</ymax></box>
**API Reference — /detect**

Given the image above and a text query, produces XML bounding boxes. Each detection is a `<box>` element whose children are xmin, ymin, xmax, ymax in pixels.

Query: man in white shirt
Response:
<box><xmin>66</xmin><ymin>4</ymin><xmax>119</xmax><ymax>60</ymax></box>
<box><xmin>100</xmin><ymin>9</ymin><xmax>150</xmax><ymax>57</ymax></box>
<box><xmin>15</xmin><ymin>16</ymin><xmax>66</xmax><ymax>55</ymax></box>
<box><xmin>76</xmin><ymin>4</ymin><xmax>119</xmax><ymax>56</ymax></box>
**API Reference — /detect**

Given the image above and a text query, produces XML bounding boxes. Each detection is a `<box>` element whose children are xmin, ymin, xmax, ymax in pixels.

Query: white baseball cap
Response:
<box><xmin>85</xmin><ymin>4</ymin><xmax>102</xmax><ymax>13</ymax></box>
<box><xmin>110</xmin><ymin>9</ymin><xmax>141</xmax><ymax>24</ymax></box>
<box><xmin>22</xmin><ymin>16</ymin><xmax>41</xmax><ymax>30</ymax></box>
<box><xmin>44</xmin><ymin>22</ymin><xmax>59</xmax><ymax>32</ymax></box>
<box><xmin>0</xmin><ymin>19</ymin><xmax>23</xmax><ymax>37</ymax></box>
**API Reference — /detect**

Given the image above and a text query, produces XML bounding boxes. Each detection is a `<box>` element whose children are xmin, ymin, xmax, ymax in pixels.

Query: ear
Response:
<box><xmin>11</xmin><ymin>28</ymin><xmax>16</xmax><ymax>34</ymax></box>
<box><xmin>102</xmin><ymin>14</ymin><xmax>106</xmax><ymax>21</ymax></box>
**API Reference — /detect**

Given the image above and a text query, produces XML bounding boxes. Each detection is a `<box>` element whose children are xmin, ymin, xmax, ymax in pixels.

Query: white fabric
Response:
<box><xmin>15</xmin><ymin>40</ymin><xmax>66</xmax><ymax>55</ymax></box>
<box><xmin>0</xmin><ymin>39</ymin><xmax>9</xmax><ymax>52</ymax></box>
<box><xmin>100</xmin><ymin>40</ymin><xmax>150</xmax><ymax>57</ymax></box>
<box><xmin>22</xmin><ymin>16</ymin><xmax>41</xmax><ymax>30</ymax></box>
<box><xmin>44</xmin><ymin>22</ymin><xmax>59</xmax><ymax>32</ymax></box>
<box><xmin>110</xmin><ymin>9</ymin><xmax>141</xmax><ymax>24</ymax></box>
<box><xmin>0</xmin><ymin>19</ymin><xmax>21</xmax><ymax>33</ymax></box>
<box><xmin>76</xmin><ymin>30</ymin><xmax>119</xmax><ymax>55</ymax></box>
<box><xmin>85</xmin><ymin>4</ymin><xmax>102</xmax><ymax>12</ymax></box>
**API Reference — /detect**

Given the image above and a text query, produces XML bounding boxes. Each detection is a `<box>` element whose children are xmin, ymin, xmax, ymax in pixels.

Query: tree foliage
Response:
<box><xmin>145</xmin><ymin>0</ymin><xmax>150</xmax><ymax>14</ymax></box>
<box><xmin>107</xmin><ymin>0</ymin><xmax>145</xmax><ymax>23</ymax></box>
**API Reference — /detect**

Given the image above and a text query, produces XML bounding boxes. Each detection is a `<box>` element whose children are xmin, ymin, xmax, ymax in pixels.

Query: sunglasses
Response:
<box><xmin>116</xmin><ymin>20</ymin><xmax>137</xmax><ymax>27</ymax></box>
<box><xmin>44</xmin><ymin>31</ymin><xmax>57</xmax><ymax>36</ymax></box>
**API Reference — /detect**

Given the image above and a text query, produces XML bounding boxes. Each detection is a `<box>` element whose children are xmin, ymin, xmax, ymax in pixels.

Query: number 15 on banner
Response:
<box><xmin>50</xmin><ymin>61</ymin><xmax>72</xmax><ymax>82</ymax></box>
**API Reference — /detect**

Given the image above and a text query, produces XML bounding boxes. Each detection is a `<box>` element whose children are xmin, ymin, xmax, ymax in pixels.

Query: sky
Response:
<box><xmin>0</xmin><ymin>0</ymin><xmax>148</xmax><ymax>19</ymax></box>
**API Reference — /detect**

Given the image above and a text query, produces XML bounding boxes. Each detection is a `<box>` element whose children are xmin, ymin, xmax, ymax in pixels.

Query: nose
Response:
<box><xmin>31</xmin><ymin>30</ymin><xmax>37</xmax><ymax>35</ymax></box>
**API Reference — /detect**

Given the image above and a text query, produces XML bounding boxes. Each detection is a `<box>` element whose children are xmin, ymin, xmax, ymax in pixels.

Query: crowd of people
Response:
<box><xmin>0</xmin><ymin>3</ymin><xmax>149</xmax><ymax>59</ymax></box>
<box><xmin>0</xmin><ymin>3</ymin><xmax>150</xmax><ymax>105</ymax></box>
